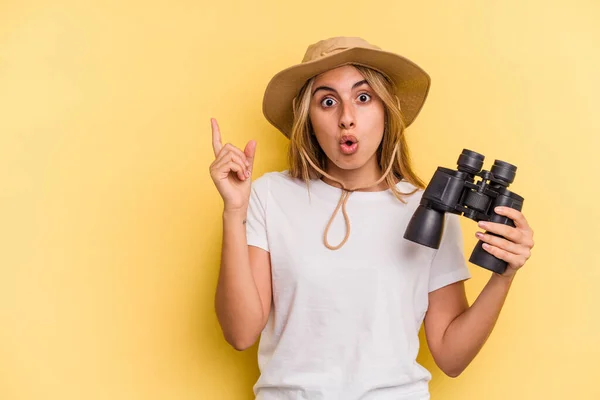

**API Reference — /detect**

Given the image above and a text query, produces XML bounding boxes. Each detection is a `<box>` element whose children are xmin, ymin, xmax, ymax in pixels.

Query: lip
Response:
<box><xmin>339</xmin><ymin>135</ymin><xmax>359</xmax><ymax>155</ymax></box>
<box><xmin>339</xmin><ymin>135</ymin><xmax>358</xmax><ymax>144</ymax></box>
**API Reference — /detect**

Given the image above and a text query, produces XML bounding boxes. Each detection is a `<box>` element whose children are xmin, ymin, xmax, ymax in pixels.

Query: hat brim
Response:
<box><xmin>262</xmin><ymin>47</ymin><xmax>431</xmax><ymax>138</ymax></box>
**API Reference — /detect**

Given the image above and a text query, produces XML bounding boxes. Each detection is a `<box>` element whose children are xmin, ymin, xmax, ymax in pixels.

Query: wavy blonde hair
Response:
<box><xmin>287</xmin><ymin>63</ymin><xmax>425</xmax><ymax>203</ymax></box>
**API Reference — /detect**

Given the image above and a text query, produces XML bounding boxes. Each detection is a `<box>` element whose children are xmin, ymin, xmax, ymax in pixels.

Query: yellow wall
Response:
<box><xmin>1</xmin><ymin>0</ymin><xmax>598</xmax><ymax>399</ymax></box>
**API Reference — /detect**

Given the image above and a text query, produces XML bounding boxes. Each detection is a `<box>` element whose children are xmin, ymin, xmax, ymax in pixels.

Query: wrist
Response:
<box><xmin>222</xmin><ymin>208</ymin><xmax>248</xmax><ymax>221</ymax></box>
<box><xmin>491</xmin><ymin>271</ymin><xmax>515</xmax><ymax>287</ymax></box>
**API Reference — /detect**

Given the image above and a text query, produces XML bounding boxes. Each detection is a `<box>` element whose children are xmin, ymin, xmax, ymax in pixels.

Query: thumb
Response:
<box><xmin>244</xmin><ymin>140</ymin><xmax>257</xmax><ymax>169</ymax></box>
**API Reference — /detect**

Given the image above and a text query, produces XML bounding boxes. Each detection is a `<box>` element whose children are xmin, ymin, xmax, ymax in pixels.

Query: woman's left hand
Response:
<box><xmin>475</xmin><ymin>206</ymin><xmax>535</xmax><ymax>279</ymax></box>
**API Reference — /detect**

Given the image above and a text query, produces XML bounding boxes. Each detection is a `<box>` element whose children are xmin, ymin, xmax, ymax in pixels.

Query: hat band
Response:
<box><xmin>316</xmin><ymin>47</ymin><xmax>348</xmax><ymax>59</ymax></box>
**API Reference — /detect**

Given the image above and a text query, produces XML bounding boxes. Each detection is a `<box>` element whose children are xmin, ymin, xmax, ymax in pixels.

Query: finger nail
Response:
<box><xmin>478</xmin><ymin>221</ymin><xmax>487</xmax><ymax>228</ymax></box>
<box><xmin>476</xmin><ymin>232</ymin><xmax>484</xmax><ymax>239</ymax></box>
<box><xmin>245</xmin><ymin>160</ymin><xmax>250</xmax><ymax>167</ymax></box>
<box><xmin>246</xmin><ymin>171</ymin><xmax>250</xmax><ymax>177</ymax></box>
<box><xmin>495</xmin><ymin>207</ymin><xmax>504</xmax><ymax>213</ymax></box>
<box><xmin>483</xmin><ymin>243</ymin><xmax>490</xmax><ymax>250</ymax></box>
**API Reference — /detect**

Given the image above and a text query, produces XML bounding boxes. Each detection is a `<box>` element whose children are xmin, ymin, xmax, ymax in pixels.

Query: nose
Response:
<box><xmin>338</xmin><ymin>102</ymin><xmax>355</xmax><ymax>130</ymax></box>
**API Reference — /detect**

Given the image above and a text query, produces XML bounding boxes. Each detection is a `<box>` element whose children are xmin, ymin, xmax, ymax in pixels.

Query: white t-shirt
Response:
<box><xmin>245</xmin><ymin>171</ymin><xmax>472</xmax><ymax>400</ymax></box>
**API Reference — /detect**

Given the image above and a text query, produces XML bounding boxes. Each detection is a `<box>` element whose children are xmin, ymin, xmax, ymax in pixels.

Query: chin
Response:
<box><xmin>331</xmin><ymin>155</ymin><xmax>371</xmax><ymax>171</ymax></box>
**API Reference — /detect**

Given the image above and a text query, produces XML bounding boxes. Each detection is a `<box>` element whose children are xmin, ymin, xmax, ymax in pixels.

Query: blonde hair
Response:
<box><xmin>287</xmin><ymin>63</ymin><xmax>425</xmax><ymax>203</ymax></box>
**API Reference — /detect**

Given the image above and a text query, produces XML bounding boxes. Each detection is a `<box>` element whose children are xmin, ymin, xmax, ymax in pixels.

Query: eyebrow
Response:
<box><xmin>312</xmin><ymin>79</ymin><xmax>369</xmax><ymax>96</ymax></box>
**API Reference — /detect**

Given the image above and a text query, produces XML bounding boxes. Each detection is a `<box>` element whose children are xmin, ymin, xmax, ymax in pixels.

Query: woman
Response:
<box><xmin>209</xmin><ymin>37</ymin><xmax>534</xmax><ymax>400</ymax></box>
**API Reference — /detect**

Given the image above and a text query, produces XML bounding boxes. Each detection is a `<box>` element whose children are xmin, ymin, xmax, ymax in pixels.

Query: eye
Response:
<box><xmin>320</xmin><ymin>97</ymin><xmax>337</xmax><ymax>108</ymax></box>
<box><xmin>357</xmin><ymin>93</ymin><xmax>371</xmax><ymax>103</ymax></box>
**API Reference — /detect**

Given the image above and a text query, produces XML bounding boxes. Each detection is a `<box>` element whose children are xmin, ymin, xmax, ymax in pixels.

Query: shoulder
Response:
<box><xmin>250</xmin><ymin>170</ymin><xmax>307</xmax><ymax>197</ymax></box>
<box><xmin>395</xmin><ymin>179</ymin><xmax>425</xmax><ymax>204</ymax></box>
<box><xmin>252</xmin><ymin>170</ymin><xmax>307</xmax><ymax>188</ymax></box>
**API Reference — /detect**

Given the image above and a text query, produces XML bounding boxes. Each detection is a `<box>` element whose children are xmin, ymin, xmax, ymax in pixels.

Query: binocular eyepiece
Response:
<box><xmin>403</xmin><ymin>149</ymin><xmax>525</xmax><ymax>275</ymax></box>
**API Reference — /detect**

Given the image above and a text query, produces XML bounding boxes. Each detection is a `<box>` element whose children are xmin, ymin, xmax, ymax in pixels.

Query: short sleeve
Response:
<box><xmin>245</xmin><ymin>176</ymin><xmax>269</xmax><ymax>252</ymax></box>
<box><xmin>428</xmin><ymin>213</ymin><xmax>472</xmax><ymax>293</ymax></box>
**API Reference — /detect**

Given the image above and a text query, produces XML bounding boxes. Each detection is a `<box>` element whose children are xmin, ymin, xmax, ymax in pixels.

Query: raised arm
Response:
<box><xmin>209</xmin><ymin>118</ymin><xmax>272</xmax><ymax>351</ymax></box>
<box><xmin>424</xmin><ymin>207</ymin><xmax>534</xmax><ymax>377</ymax></box>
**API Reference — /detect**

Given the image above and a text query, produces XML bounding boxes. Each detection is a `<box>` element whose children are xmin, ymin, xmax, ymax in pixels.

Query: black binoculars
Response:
<box><xmin>404</xmin><ymin>149</ymin><xmax>524</xmax><ymax>275</ymax></box>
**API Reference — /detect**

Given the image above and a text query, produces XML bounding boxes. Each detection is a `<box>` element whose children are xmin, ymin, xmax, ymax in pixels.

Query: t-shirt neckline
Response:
<box><xmin>307</xmin><ymin>176</ymin><xmax>409</xmax><ymax>202</ymax></box>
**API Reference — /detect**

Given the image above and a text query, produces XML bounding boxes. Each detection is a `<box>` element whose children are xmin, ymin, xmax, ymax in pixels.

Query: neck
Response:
<box><xmin>321</xmin><ymin>154</ymin><xmax>392</xmax><ymax>192</ymax></box>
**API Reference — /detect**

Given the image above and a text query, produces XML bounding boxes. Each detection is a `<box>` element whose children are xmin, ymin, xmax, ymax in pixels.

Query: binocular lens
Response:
<box><xmin>491</xmin><ymin>160</ymin><xmax>517</xmax><ymax>184</ymax></box>
<box><xmin>457</xmin><ymin>149</ymin><xmax>484</xmax><ymax>174</ymax></box>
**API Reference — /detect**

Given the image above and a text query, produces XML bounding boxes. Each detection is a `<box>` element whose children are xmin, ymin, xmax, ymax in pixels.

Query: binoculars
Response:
<box><xmin>404</xmin><ymin>149</ymin><xmax>524</xmax><ymax>275</ymax></box>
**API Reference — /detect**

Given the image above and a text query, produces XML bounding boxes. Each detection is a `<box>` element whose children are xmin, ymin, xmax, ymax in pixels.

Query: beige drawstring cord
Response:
<box><xmin>300</xmin><ymin>142</ymin><xmax>400</xmax><ymax>250</ymax></box>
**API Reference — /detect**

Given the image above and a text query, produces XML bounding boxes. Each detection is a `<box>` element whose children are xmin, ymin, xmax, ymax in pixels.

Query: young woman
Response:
<box><xmin>209</xmin><ymin>36</ymin><xmax>535</xmax><ymax>400</ymax></box>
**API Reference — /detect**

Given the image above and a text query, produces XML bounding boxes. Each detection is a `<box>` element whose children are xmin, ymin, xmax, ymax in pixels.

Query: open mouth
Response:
<box><xmin>340</xmin><ymin>135</ymin><xmax>357</xmax><ymax>145</ymax></box>
<box><xmin>339</xmin><ymin>135</ymin><xmax>359</xmax><ymax>155</ymax></box>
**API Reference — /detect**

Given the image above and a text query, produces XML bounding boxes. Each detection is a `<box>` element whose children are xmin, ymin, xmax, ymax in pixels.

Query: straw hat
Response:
<box><xmin>262</xmin><ymin>36</ymin><xmax>432</xmax><ymax>138</ymax></box>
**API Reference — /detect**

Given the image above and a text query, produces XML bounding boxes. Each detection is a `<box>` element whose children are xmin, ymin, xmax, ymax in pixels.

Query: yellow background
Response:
<box><xmin>1</xmin><ymin>0</ymin><xmax>598</xmax><ymax>399</ymax></box>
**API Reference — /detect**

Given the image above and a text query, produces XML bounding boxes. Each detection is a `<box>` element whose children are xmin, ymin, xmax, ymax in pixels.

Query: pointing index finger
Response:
<box><xmin>211</xmin><ymin>118</ymin><xmax>223</xmax><ymax>157</ymax></box>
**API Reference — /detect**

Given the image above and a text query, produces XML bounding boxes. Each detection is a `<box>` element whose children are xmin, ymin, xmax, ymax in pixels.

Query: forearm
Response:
<box><xmin>214</xmin><ymin>209</ymin><xmax>264</xmax><ymax>349</ymax></box>
<box><xmin>440</xmin><ymin>273</ymin><xmax>515</xmax><ymax>376</ymax></box>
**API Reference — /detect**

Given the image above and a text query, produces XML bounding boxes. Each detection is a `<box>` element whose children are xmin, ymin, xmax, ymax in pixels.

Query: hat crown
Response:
<box><xmin>301</xmin><ymin>36</ymin><xmax>381</xmax><ymax>63</ymax></box>
<box><xmin>263</xmin><ymin>36</ymin><xmax>431</xmax><ymax>138</ymax></box>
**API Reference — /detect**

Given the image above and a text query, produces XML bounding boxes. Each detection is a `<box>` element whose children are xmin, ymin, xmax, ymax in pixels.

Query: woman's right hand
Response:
<box><xmin>209</xmin><ymin>118</ymin><xmax>257</xmax><ymax>212</ymax></box>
